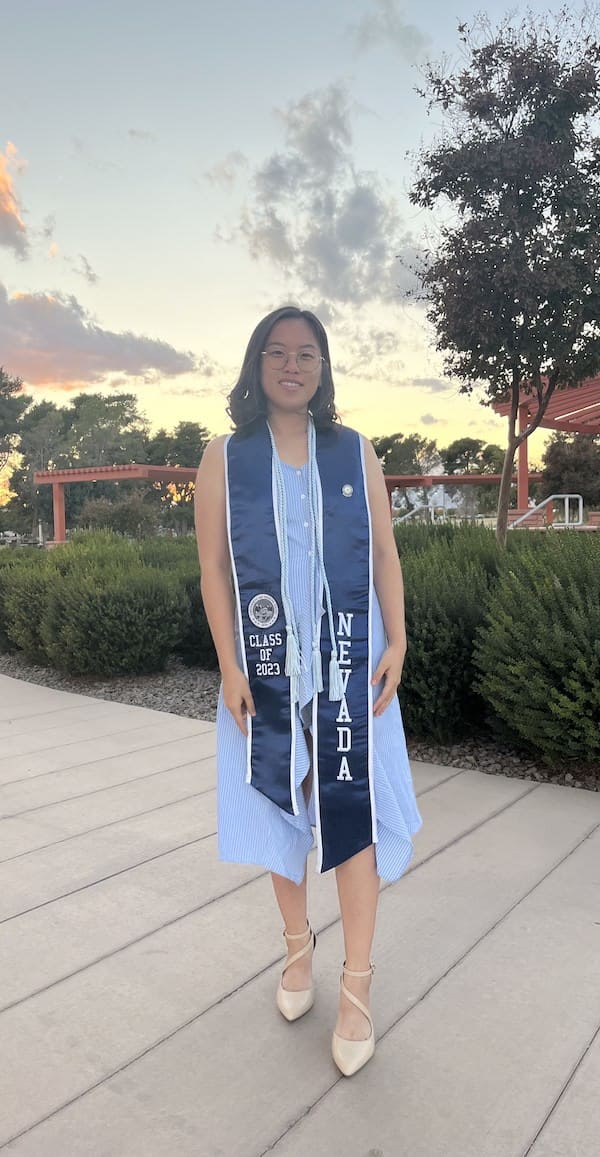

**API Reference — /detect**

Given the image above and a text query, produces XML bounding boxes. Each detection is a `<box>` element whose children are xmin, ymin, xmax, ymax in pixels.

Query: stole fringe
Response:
<box><xmin>328</xmin><ymin>653</ymin><xmax>344</xmax><ymax>701</ymax></box>
<box><xmin>285</xmin><ymin>629</ymin><xmax>301</xmax><ymax>680</ymax></box>
<box><xmin>312</xmin><ymin>646</ymin><xmax>324</xmax><ymax>694</ymax></box>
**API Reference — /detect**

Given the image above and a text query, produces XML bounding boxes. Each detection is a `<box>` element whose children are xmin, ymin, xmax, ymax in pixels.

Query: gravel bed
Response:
<box><xmin>0</xmin><ymin>651</ymin><xmax>222</xmax><ymax>724</ymax></box>
<box><xmin>1</xmin><ymin>650</ymin><xmax>597</xmax><ymax>792</ymax></box>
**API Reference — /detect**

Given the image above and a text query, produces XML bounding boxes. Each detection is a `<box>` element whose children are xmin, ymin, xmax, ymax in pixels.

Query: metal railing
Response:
<box><xmin>508</xmin><ymin>494</ymin><xmax>584</xmax><ymax>529</ymax></box>
<box><xmin>392</xmin><ymin>504</ymin><xmax>435</xmax><ymax>525</ymax></box>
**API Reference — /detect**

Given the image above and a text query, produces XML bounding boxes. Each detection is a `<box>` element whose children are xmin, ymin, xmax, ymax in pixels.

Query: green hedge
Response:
<box><xmin>50</xmin><ymin>528</ymin><xmax>141</xmax><ymax>575</ymax></box>
<box><xmin>173</xmin><ymin>566</ymin><xmax>219</xmax><ymax>669</ymax></box>
<box><xmin>138</xmin><ymin>536</ymin><xmax>197</xmax><ymax>569</ymax></box>
<box><xmin>40</xmin><ymin>568</ymin><xmax>191</xmax><ymax>676</ymax></box>
<box><xmin>400</xmin><ymin>539</ymin><xmax>493</xmax><ymax>742</ymax></box>
<box><xmin>2</xmin><ymin>528</ymin><xmax>599</xmax><ymax>766</ymax></box>
<box><xmin>474</xmin><ymin>534</ymin><xmax>600</xmax><ymax>765</ymax></box>
<box><xmin>0</xmin><ymin>531</ymin><xmax>207</xmax><ymax>676</ymax></box>
<box><xmin>0</xmin><ymin>554</ymin><xmax>51</xmax><ymax>661</ymax></box>
<box><xmin>0</xmin><ymin>552</ymin><xmax>28</xmax><ymax>652</ymax></box>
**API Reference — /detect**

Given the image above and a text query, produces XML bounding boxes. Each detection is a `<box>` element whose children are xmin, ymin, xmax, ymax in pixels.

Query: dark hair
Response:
<box><xmin>226</xmin><ymin>306</ymin><xmax>339</xmax><ymax>431</ymax></box>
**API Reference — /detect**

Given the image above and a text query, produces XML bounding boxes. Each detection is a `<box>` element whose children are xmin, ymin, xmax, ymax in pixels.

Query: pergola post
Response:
<box><xmin>52</xmin><ymin>482</ymin><xmax>66</xmax><ymax>543</ymax></box>
<box><xmin>517</xmin><ymin>404</ymin><xmax>529</xmax><ymax>510</ymax></box>
<box><xmin>493</xmin><ymin>378</ymin><xmax>600</xmax><ymax>518</ymax></box>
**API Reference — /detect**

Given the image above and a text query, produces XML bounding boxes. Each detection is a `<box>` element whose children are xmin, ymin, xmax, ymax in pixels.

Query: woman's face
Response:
<box><xmin>259</xmin><ymin>318</ymin><xmax>323</xmax><ymax>417</ymax></box>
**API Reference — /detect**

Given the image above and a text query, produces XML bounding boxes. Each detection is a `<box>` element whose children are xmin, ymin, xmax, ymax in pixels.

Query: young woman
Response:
<box><xmin>194</xmin><ymin>306</ymin><xmax>422</xmax><ymax>1076</ymax></box>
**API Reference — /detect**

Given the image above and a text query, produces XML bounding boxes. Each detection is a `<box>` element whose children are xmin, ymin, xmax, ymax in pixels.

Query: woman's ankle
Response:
<box><xmin>284</xmin><ymin>920</ymin><xmax>310</xmax><ymax>940</ymax></box>
<box><xmin>344</xmin><ymin>960</ymin><xmax>373</xmax><ymax>975</ymax></box>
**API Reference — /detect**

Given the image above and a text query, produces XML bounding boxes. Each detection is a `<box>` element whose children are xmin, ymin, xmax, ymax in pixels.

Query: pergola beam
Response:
<box><xmin>34</xmin><ymin>463</ymin><xmax>198</xmax><ymax>544</ymax></box>
<box><xmin>34</xmin><ymin>462</ymin><xmax>544</xmax><ymax>544</ymax></box>
<box><xmin>492</xmin><ymin>376</ymin><xmax>600</xmax><ymax>507</ymax></box>
<box><xmin>34</xmin><ymin>464</ymin><xmax>198</xmax><ymax>485</ymax></box>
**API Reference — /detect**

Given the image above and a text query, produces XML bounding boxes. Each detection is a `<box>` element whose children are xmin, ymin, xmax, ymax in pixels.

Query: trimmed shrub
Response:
<box><xmin>394</xmin><ymin>520</ymin><xmax>545</xmax><ymax>566</ymax></box>
<box><xmin>400</xmin><ymin>541</ymin><xmax>493</xmax><ymax>742</ymax></box>
<box><xmin>138</xmin><ymin>536</ymin><xmax>197</xmax><ymax>569</ymax></box>
<box><xmin>393</xmin><ymin>521</ymin><xmax>461</xmax><ymax>555</ymax></box>
<box><xmin>0</xmin><ymin>552</ymin><xmax>49</xmax><ymax>654</ymax></box>
<box><xmin>50</xmin><ymin>529</ymin><xmax>141</xmax><ymax>575</ymax></box>
<box><xmin>474</xmin><ymin>534</ymin><xmax>600</xmax><ymax>764</ymax></box>
<box><xmin>40</xmin><ymin>568</ymin><xmax>191</xmax><ymax>676</ymax></box>
<box><xmin>3</xmin><ymin>563</ymin><xmax>54</xmax><ymax>663</ymax></box>
<box><xmin>174</xmin><ymin>566</ymin><xmax>218</xmax><ymax>668</ymax></box>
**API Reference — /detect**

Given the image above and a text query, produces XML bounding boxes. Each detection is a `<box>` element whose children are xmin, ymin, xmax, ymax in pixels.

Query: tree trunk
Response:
<box><xmin>496</xmin><ymin>427</ymin><xmax>518</xmax><ymax>547</ymax></box>
<box><xmin>496</xmin><ymin>372</ymin><xmax>523</xmax><ymax>548</ymax></box>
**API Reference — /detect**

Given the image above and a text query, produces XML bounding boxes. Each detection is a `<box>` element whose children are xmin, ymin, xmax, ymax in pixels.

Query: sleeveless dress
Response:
<box><xmin>216</xmin><ymin>458</ymin><xmax>422</xmax><ymax>885</ymax></box>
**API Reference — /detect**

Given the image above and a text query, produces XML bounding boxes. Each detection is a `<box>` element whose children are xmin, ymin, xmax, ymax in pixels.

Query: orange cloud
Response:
<box><xmin>0</xmin><ymin>142</ymin><xmax>28</xmax><ymax>257</ymax></box>
<box><xmin>0</xmin><ymin>281</ymin><xmax>202</xmax><ymax>389</ymax></box>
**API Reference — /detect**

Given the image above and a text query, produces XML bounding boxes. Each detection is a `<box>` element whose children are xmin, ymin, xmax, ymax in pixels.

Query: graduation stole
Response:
<box><xmin>224</xmin><ymin>420</ymin><xmax>377</xmax><ymax>873</ymax></box>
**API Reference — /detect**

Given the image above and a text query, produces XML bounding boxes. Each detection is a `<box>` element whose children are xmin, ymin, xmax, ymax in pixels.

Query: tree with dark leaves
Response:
<box><xmin>542</xmin><ymin>432</ymin><xmax>600</xmax><ymax>507</ymax></box>
<box><xmin>371</xmin><ymin>431</ymin><xmax>439</xmax><ymax>510</ymax></box>
<box><xmin>0</xmin><ymin>367</ymin><xmax>29</xmax><ymax>474</ymax></box>
<box><xmin>440</xmin><ymin>437</ymin><xmax>504</xmax><ymax>475</ymax></box>
<box><xmin>410</xmin><ymin>9</ymin><xmax>600</xmax><ymax>543</ymax></box>
<box><xmin>440</xmin><ymin>436</ymin><xmax>507</xmax><ymax>515</ymax></box>
<box><xmin>144</xmin><ymin>420</ymin><xmax>212</xmax><ymax>530</ymax></box>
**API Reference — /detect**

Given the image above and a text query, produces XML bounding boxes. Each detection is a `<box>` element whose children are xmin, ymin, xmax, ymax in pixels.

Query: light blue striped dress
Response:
<box><xmin>216</xmin><ymin>458</ymin><xmax>423</xmax><ymax>885</ymax></box>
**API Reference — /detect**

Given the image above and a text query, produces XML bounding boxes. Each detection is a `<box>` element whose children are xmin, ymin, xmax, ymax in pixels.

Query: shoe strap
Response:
<box><xmin>282</xmin><ymin>926</ymin><xmax>315</xmax><ymax>974</ymax></box>
<box><xmin>343</xmin><ymin>962</ymin><xmax>375</xmax><ymax>978</ymax></box>
<box><xmin>283</xmin><ymin>923</ymin><xmax>312</xmax><ymax>941</ymax></box>
<box><xmin>339</xmin><ymin>976</ymin><xmax>373</xmax><ymax>1032</ymax></box>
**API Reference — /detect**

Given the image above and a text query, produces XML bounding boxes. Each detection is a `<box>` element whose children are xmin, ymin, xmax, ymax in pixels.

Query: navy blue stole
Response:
<box><xmin>225</xmin><ymin>420</ymin><xmax>376</xmax><ymax>873</ymax></box>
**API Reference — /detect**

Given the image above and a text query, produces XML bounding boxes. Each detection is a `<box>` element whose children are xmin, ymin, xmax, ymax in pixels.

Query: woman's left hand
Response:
<box><xmin>371</xmin><ymin>643</ymin><xmax>406</xmax><ymax>717</ymax></box>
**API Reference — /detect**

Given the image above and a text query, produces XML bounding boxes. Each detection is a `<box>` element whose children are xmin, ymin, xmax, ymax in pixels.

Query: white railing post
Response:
<box><xmin>508</xmin><ymin>494</ymin><xmax>584</xmax><ymax>530</ymax></box>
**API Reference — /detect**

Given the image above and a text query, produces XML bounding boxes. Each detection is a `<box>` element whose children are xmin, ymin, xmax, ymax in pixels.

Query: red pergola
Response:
<box><xmin>493</xmin><ymin>376</ymin><xmax>600</xmax><ymax>510</ymax></box>
<box><xmin>34</xmin><ymin>464</ymin><xmax>197</xmax><ymax>544</ymax></box>
<box><xmin>383</xmin><ymin>472</ymin><xmax>541</xmax><ymax>504</ymax></box>
<box><xmin>34</xmin><ymin>461</ymin><xmax>544</xmax><ymax>544</ymax></box>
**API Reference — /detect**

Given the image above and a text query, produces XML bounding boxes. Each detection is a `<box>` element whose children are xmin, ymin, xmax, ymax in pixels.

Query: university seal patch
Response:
<box><xmin>248</xmin><ymin>593</ymin><xmax>279</xmax><ymax>629</ymax></box>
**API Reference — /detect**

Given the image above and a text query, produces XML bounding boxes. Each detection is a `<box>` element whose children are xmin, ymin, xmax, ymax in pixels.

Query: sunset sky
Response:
<box><xmin>2</xmin><ymin>0</ymin><xmax>562</xmax><ymax>466</ymax></box>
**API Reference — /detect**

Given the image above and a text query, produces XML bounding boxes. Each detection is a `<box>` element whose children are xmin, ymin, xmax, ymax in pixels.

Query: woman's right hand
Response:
<box><xmin>222</xmin><ymin>666</ymin><xmax>256</xmax><ymax>736</ymax></box>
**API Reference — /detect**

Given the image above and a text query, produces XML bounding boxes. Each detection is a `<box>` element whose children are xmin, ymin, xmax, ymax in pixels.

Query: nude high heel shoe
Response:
<box><xmin>331</xmin><ymin>962</ymin><xmax>375</xmax><ymax>1077</ymax></box>
<box><xmin>276</xmin><ymin>923</ymin><xmax>316</xmax><ymax>1022</ymax></box>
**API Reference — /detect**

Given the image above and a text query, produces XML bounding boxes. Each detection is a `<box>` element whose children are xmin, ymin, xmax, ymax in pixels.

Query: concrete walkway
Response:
<box><xmin>0</xmin><ymin>672</ymin><xmax>599</xmax><ymax>1157</ymax></box>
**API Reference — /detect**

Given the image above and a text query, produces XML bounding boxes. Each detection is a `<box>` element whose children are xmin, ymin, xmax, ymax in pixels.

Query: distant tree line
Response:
<box><xmin>1</xmin><ymin>369</ymin><xmax>596</xmax><ymax>539</ymax></box>
<box><xmin>373</xmin><ymin>432</ymin><xmax>508</xmax><ymax>515</ymax></box>
<box><xmin>372</xmin><ymin>430</ymin><xmax>600</xmax><ymax>516</ymax></box>
<box><xmin>0</xmin><ymin>369</ymin><xmax>211</xmax><ymax>537</ymax></box>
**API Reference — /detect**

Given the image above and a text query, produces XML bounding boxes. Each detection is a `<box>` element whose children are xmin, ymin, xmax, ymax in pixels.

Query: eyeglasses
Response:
<box><xmin>261</xmin><ymin>347</ymin><xmax>324</xmax><ymax>371</ymax></box>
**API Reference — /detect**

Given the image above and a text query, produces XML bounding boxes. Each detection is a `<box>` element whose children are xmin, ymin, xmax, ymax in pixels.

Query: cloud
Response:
<box><xmin>310</xmin><ymin>300</ymin><xmax>339</xmax><ymax>327</ymax></box>
<box><xmin>162</xmin><ymin>383</ymin><xmax>216</xmax><ymax>398</ymax></box>
<box><xmin>221</xmin><ymin>84</ymin><xmax>418</xmax><ymax>308</ymax></box>
<box><xmin>0</xmin><ymin>142</ymin><xmax>29</xmax><ymax>258</ymax></box>
<box><xmin>0</xmin><ymin>282</ymin><xmax>205</xmax><ymax>390</ymax></box>
<box><xmin>195</xmin><ymin>352</ymin><xmax>216</xmax><ymax>378</ymax></box>
<box><xmin>408</xmin><ymin>377</ymin><xmax>451</xmax><ymax>393</ymax></box>
<box><xmin>5</xmin><ymin>141</ymin><xmax>27</xmax><ymax>175</ymax></box>
<box><xmin>204</xmin><ymin>151</ymin><xmax>247</xmax><ymax>188</ymax></box>
<box><xmin>75</xmin><ymin>254</ymin><xmax>99</xmax><ymax>284</ymax></box>
<box><xmin>420</xmin><ymin>412</ymin><xmax>445</xmax><ymax>425</ymax></box>
<box><xmin>36</xmin><ymin>209</ymin><xmax>99</xmax><ymax>283</ymax></box>
<box><xmin>333</xmin><ymin>324</ymin><xmax>400</xmax><ymax>375</ymax></box>
<box><xmin>349</xmin><ymin>0</ymin><xmax>429</xmax><ymax>59</ymax></box>
<box><xmin>128</xmin><ymin>129</ymin><xmax>157</xmax><ymax>142</ymax></box>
